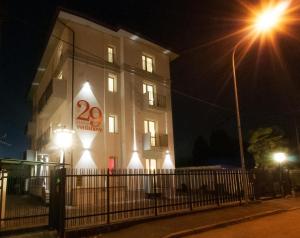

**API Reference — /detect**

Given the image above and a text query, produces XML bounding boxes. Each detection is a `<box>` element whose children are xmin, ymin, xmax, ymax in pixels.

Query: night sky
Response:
<box><xmin>1</xmin><ymin>1</ymin><xmax>300</xmax><ymax>163</ymax></box>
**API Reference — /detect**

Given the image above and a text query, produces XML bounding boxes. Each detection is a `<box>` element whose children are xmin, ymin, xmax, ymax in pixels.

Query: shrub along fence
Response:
<box><xmin>49</xmin><ymin>168</ymin><xmax>254</xmax><ymax>237</ymax></box>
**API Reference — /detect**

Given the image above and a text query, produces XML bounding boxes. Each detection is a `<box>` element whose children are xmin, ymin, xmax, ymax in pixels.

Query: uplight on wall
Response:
<box><xmin>162</xmin><ymin>150</ymin><xmax>174</xmax><ymax>169</ymax></box>
<box><xmin>128</xmin><ymin>151</ymin><xmax>143</xmax><ymax>169</ymax></box>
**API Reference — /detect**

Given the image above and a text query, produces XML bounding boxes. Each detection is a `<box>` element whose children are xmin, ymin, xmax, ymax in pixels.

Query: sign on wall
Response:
<box><xmin>75</xmin><ymin>99</ymin><xmax>103</xmax><ymax>132</ymax></box>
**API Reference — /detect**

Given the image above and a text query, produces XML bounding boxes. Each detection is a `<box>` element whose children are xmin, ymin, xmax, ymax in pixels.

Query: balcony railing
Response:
<box><xmin>143</xmin><ymin>133</ymin><xmax>168</xmax><ymax>151</ymax></box>
<box><xmin>36</xmin><ymin>127</ymin><xmax>51</xmax><ymax>150</ymax></box>
<box><xmin>143</xmin><ymin>92</ymin><xmax>167</xmax><ymax>111</ymax></box>
<box><xmin>37</xmin><ymin>78</ymin><xmax>67</xmax><ymax>118</ymax></box>
<box><xmin>26</xmin><ymin>121</ymin><xmax>36</xmax><ymax>137</ymax></box>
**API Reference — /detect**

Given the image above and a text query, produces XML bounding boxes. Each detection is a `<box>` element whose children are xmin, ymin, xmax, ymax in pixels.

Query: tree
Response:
<box><xmin>247</xmin><ymin>126</ymin><xmax>288</xmax><ymax>168</ymax></box>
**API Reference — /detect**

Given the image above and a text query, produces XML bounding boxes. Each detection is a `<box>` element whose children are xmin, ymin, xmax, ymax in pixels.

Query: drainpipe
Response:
<box><xmin>57</xmin><ymin>19</ymin><xmax>75</xmax><ymax>168</ymax></box>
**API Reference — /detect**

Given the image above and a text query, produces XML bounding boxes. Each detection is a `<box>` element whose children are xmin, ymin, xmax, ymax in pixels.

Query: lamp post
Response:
<box><xmin>231</xmin><ymin>0</ymin><xmax>290</xmax><ymax>203</ymax></box>
<box><xmin>273</xmin><ymin>152</ymin><xmax>287</xmax><ymax>196</ymax></box>
<box><xmin>53</xmin><ymin>128</ymin><xmax>74</xmax><ymax>168</ymax></box>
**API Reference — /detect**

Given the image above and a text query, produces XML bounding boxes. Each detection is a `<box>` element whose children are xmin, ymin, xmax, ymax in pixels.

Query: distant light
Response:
<box><xmin>130</xmin><ymin>35</ymin><xmax>139</xmax><ymax>40</ymax></box>
<box><xmin>254</xmin><ymin>1</ymin><xmax>290</xmax><ymax>33</ymax></box>
<box><xmin>37</xmin><ymin>67</ymin><xmax>46</xmax><ymax>72</ymax></box>
<box><xmin>163</xmin><ymin>49</ymin><xmax>170</xmax><ymax>54</ymax></box>
<box><xmin>32</xmin><ymin>82</ymin><xmax>39</xmax><ymax>86</ymax></box>
<box><xmin>273</xmin><ymin>152</ymin><xmax>287</xmax><ymax>164</ymax></box>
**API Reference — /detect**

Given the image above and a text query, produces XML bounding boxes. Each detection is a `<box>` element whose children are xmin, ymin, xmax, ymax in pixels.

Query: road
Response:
<box><xmin>187</xmin><ymin>209</ymin><xmax>300</xmax><ymax>238</ymax></box>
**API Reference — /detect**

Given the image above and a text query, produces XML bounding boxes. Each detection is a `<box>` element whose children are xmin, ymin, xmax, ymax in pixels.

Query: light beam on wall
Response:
<box><xmin>75</xmin><ymin>150</ymin><xmax>97</xmax><ymax>169</ymax></box>
<box><xmin>75</xmin><ymin>81</ymin><xmax>100</xmax><ymax>152</ymax></box>
<box><xmin>162</xmin><ymin>150</ymin><xmax>174</xmax><ymax>169</ymax></box>
<box><xmin>128</xmin><ymin>151</ymin><xmax>143</xmax><ymax>169</ymax></box>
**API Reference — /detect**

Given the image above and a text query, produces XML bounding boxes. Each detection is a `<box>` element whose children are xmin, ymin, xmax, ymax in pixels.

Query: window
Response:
<box><xmin>107</xmin><ymin>46</ymin><xmax>114</xmax><ymax>63</ymax></box>
<box><xmin>142</xmin><ymin>55</ymin><xmax>154</xmax><ymax>73</ymax></box>
<box><xmin>146</xmin><ymin>159</ymin><xmax>156</xmax><ymax>170</ymax></box>
<box><xmin>144</xmin><ymin>120</ymin><xmax>156</xmax><ymax>146</ymax></box>
<box><xmin>143</xmin><ymin>83</ymin><xmax>155</xmax><ymax>105</ymax></box>
<box><xmin>108</xmin><ymin>74</ymin><xmax>117</xmax><ymax>92</ymax></box>
<box><xmin>108</xmin><ymin>115</ymin><xmax>117</xmax><ymax>133</ymax></box>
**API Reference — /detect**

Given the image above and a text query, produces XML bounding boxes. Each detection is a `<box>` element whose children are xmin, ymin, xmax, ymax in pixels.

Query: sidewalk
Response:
<box><xmin>7</xmin><ymin>197</ymin><xmax>300</xmax><ymax>238</ymax></box>
<box><xmin>96</xmin><ymin>197</ymin><xmax>300</xmax><ymax>238</ymax></box>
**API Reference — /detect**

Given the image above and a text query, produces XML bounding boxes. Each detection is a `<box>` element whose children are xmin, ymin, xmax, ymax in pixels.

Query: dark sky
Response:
<box><xmin>1</xmin><ymin>0</ymin><xmax>300</xmax><ymax>160</ymax></box>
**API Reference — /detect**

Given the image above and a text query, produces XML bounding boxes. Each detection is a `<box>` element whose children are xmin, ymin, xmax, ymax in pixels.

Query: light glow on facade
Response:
<box><xmin>162</xmin><ymin>150</ymin><xmax>174</xmax><ymax>169</ymax></box>
<box><xmin>128</xmin><ymin>151</ymin><xmax>143</xmax><ymax>169</ymax></box>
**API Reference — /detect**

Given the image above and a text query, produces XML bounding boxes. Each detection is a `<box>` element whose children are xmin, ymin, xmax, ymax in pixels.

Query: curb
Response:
<box><xmin>163</xmin><ymin>207</ymin><xmax>300</xmax><ymax>238</ymax></box>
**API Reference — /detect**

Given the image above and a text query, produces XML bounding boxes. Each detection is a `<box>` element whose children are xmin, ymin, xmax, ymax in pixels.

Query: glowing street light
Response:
<box><xmin>273</xmin><ymin>152</ymin><xmax>287</xmax><ymax>195</ymax></box>
<box><xmin>232</xmin><ymin>0</ymin><xmax>290</xmax><ymax>203</ymax></box>
<box><xmin>273</xmin><ymin>152</ymin><xmax>287</xmax><ymax>164</ymax></box>
<box><xmin>254</xmin><ymin>1</ymin><xmax>290</xmax><ymax>33</ymax></box>
<box><xmin>53</xmin><ymin>128</ymin><xmax>74</xmax><ymax>167</ymax></box>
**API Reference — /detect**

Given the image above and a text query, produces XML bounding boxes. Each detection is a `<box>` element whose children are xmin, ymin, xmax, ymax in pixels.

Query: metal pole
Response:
<box><xmin>232</xmin><ymin>44</ymin><xmax>249</xmax><ymax>203</ymax></box>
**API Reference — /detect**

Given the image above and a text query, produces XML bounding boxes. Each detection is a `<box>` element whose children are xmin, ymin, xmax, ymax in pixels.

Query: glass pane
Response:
<box><xmin>108</xmin><ymin>77</ymin><xmax>114</xmax><ymax>92</ymax></box>
<box><xmin>149</xmin><ymin>121</ymin><xmax>155</xmax><ymax>136</ymax></box>
<box><xmin>147</xmin><ymin>85</ymin><xmax>154</xmax><ymax>105</ymax></box>
<box><xmin>143</xmin><ymin>84</ymin><xmax>147</xmax><ymax>94</ymax></box>
<box><xmin>145</xmin><ymin>159</ymin><xmax>150</xmax><ymax>170</ymax></box>
<box><xmin>144</xmin><ymin>120</ymin><xmax>148</xmax><ymax>133</ymax></box>
<box><xmin>151</xmin><ymin>137</ymin><xmax>156</xmax><ymax>146</ymax></box>
<box><xmin>109</xmin><ymin>116</ymin><xmax>115</xmax><ymax>133</ymax></box>
<box><xmin>150</xmin><ymin>159</ymin><xmax>156</xmax><ymax>170</ymax></box>
<box><xmin>108</xmin><ymin>47</ymin><xmax>113</xmax><ymax>63</ymax></box>
<box><xmin>142</xmin><ymin>56</ymin><xmax>146</xmax><ymax>70</ymax></box>
<box><xmin>146</xmin><ymin>57</ymin><xmax>153</xmax><ymax>72</ymax></box>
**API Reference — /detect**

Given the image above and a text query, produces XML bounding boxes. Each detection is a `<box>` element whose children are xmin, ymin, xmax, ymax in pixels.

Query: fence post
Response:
<box><xmin>0</xmin><ymin>170</ymin><xmax>7</xmax><ymax>229</ymax></box>
<box><xmin>153</xmin><ymin>170</ymin><xmax>158</xmax><ymax>216</ymax></box>
<box><xmin>58</xmin><ymin>168</ymin><xmax>66</xmax><ymax>238</ymax></box>
<box><xmin>106</xmin><ymin>169</ymin><xmax>110</xmax><ymax>224</ymax></box>
<box><xmin>188</xmin><ymin>170</ymin><xmax>193</xmax><ymax>211</ymax></box>
<box><xmin>236</xmin><ymin>171</ymin><xmax>242</xmax><ymax>205</ymax></box>
<box><xmin>214</xmin><ymin>170</ymin><xmax>220</xmax><ymax>207</ymax></box>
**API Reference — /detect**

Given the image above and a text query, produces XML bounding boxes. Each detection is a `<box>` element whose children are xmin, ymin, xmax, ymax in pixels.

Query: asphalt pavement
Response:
<box><xmin>187</xmin><ymin>209</ymin><xmax>300</xmax><ymax>238</ymax></box>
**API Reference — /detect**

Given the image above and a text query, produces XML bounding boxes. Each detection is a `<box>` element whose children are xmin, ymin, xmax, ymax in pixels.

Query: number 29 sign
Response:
<box><xmin>75</xmin><ymin>100</ymin><xmax>103</xmax><ymax>132</ymax></box>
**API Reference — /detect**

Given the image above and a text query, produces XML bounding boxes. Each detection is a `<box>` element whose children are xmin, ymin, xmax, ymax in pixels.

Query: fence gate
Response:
<box><xmin>0</xmin><ymin>169</ymin><xmax>50</xmax><ymax>232</ymax></box>
<box><xmin>49</xmin><ymin>168</ymin><xmax>66</xmax><ymax>237</ymax></box>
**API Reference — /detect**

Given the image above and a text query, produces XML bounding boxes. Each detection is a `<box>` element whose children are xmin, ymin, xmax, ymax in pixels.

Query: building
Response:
<box><xmin>26</xmin><ymin>10</ymin><xmax>178</xmax><ymax>170</ymax></box>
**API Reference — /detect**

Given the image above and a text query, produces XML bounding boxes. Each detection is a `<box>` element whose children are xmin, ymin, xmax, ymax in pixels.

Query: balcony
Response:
<box><xmin>26</xmin><ymin>121</ymin><xmax>35</xmax><ymax>137</ymax></box>
<box><xmin>36</xmin><ymin>127</ymin><xmax>51</xmax><ymax>150</ymax></box>
<box><xmin>143</xmin><ymin>133</ymin><xmax>168</xmax><ymax>150</ymax></box>
<box><xmin>38</xmin><ymin>78</ymin><xmax>67</xmax><ymax>118</ymax></box>
<box><xmin>143</xmin><ymin>92</ymin><xmax>167</xmax><ymax>112</ymax></box>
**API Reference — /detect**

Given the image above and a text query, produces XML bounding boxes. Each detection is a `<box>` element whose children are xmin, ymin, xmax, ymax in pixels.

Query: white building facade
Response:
<box><xmin>27</xmin><ymin>10</ymin><xmax>178</xmax><ymax>170</ymax></box>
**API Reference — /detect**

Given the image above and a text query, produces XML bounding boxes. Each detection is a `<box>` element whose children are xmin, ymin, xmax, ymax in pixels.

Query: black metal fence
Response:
<box><xmin>254</xmin><ymin>168</ymin><xmax>292</xmax><ymax>199</ymax></box>
<box><xmin>4</xmin><ymin>167</ymin><xmax>283</xmax><ymax>237</ymax></box>
<box><xmin>0</xmin><ymin>170</ymin><xmax>49</xmax><ymax>231</ymax></box>
<box><xmin>49</xmin><ymin>168</ymin><xmax>254</xmax><ymax>235</ymax></box>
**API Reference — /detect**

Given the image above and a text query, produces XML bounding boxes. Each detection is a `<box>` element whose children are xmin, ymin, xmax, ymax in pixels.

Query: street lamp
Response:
<box><xmin>232</xmin><ymin>0</ymin><xmax>290</xmax><ymax>203</ymax></box>
<box><xmin>53</xmin><ymin>128</ymin><xmax>74</xmax><ymax>168</ymax></box>
<box><xmin>273</xmin><ymin>152</ymin><xmax>287</xmax><ymax>196</ymax></box>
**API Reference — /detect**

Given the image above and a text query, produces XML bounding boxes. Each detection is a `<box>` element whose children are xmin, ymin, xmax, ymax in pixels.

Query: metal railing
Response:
<box><xmin>0</xmin><ymin>170</ymin><xmax>49</xmax><ymax>231</ymax></box>
<box><xmin>56</xmin><ymin>168</ymin><xmax>254</xmax><ymax>230</ymax></box>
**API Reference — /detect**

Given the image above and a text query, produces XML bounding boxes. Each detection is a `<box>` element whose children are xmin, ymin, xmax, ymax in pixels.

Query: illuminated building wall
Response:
<box><xmin>27</xmin><ymin>10</ymin><xmax>178</xmax><ymax>170</ymax></box>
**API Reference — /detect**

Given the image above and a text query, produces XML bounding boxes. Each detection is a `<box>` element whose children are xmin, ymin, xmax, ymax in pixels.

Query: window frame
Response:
<box><xmin>108</xmin><ymin>115</ymin><xmax>118</xmax><ymax>133</ymax></box>
<box><xmin>108</xmin><ymin>74</ymin><xmax>117</xmax><ymax>93</ymax></box>
<box><xmin>107</xmin><ymin>46</ymin><xmax>115</xmax><ymax>63</ymax></box>
<box><xmin>144</xmin><ymin>119</ymin><xmax>157</xmax><ymax>146</ymax></box>
<box><xmin>145</xmin><ymin>159</ymin><xmax>157</xmax><ymax>170</ymax></box>
<box><xmin>143</xmin><ymin>82</ymin><xmax>155</xmax><ymax>105</ymax></box>
<box><xmin>142</xmin><ymin>54</ymin><xmax>154</xmax><ymax>73</ymax></box>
